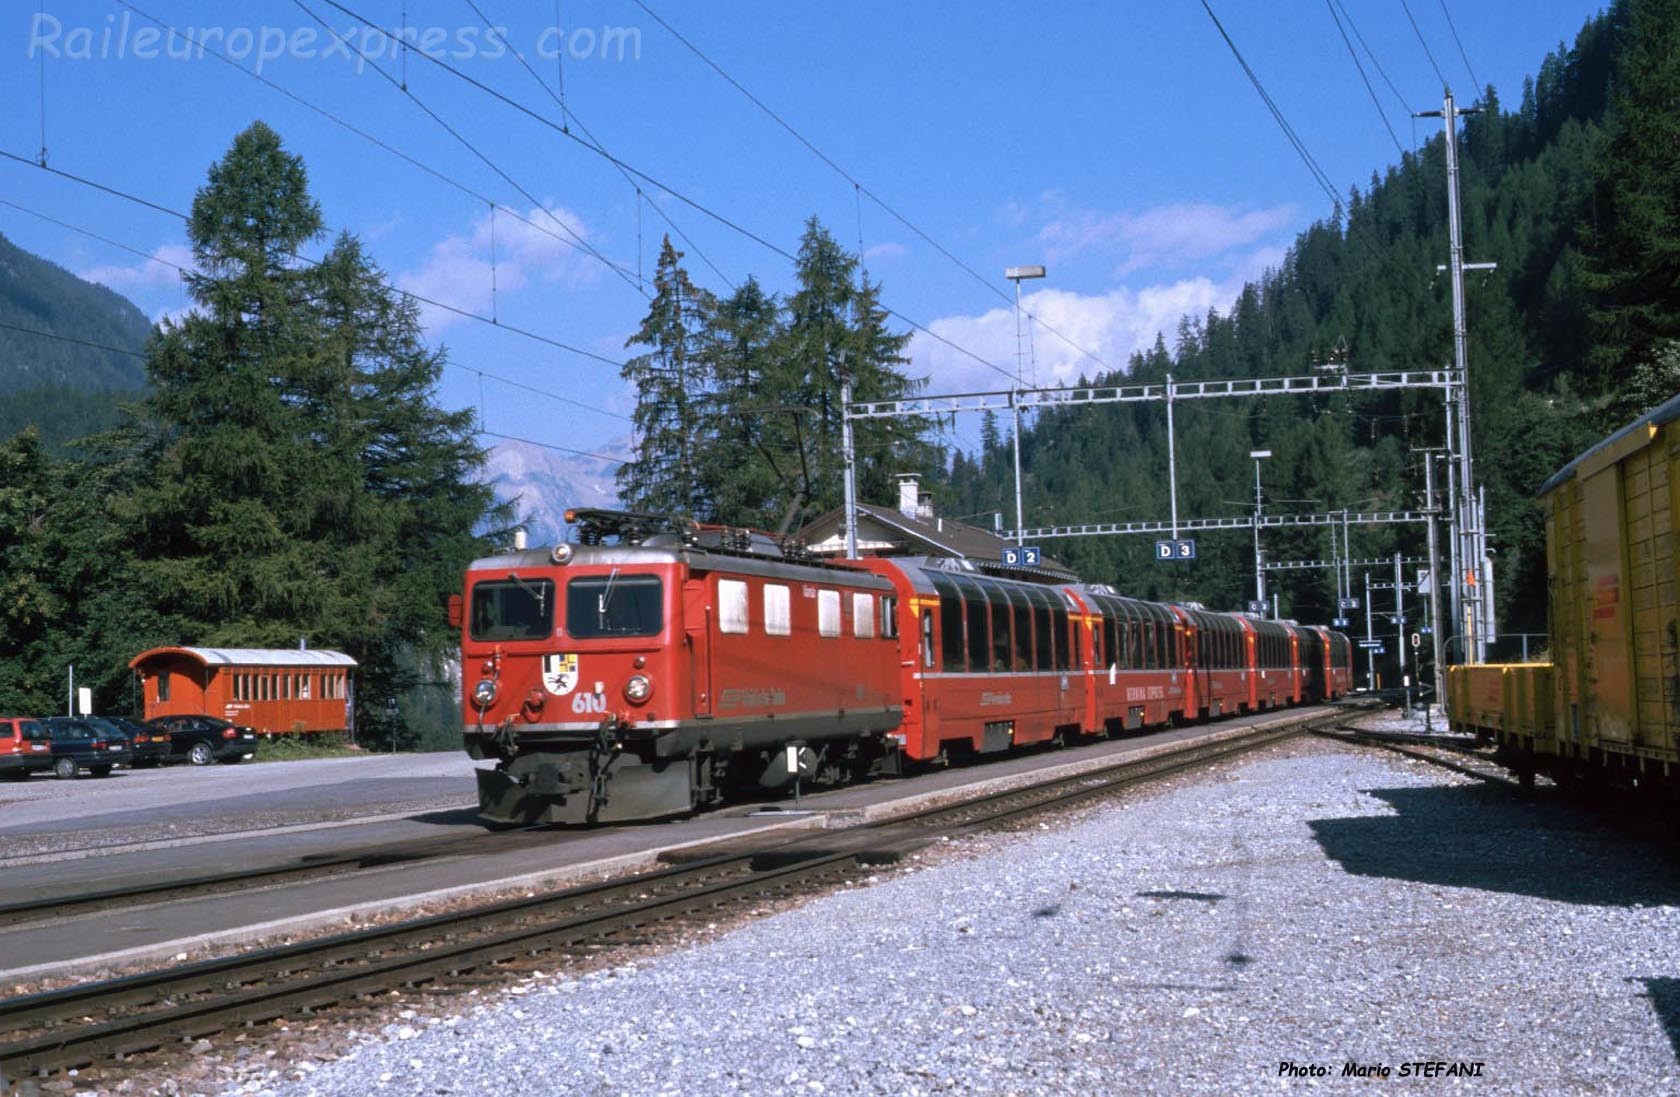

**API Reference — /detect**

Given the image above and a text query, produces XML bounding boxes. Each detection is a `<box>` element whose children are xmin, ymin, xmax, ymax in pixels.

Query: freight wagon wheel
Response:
<box><xmin>53</xmin><ymin>758</ymin><xmax>77</xmax><ymax>780</ymax></box>
<box><xmin>187</xmin><ymin>741</ymin><xmax>214</xmax><ymax>767</ymax></box>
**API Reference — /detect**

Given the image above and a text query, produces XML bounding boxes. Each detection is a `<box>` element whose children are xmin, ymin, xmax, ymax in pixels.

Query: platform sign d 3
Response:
<box><xmin>1155</xmin><ymin>539</ymin><xmax>1197</xmax><ymax>561</ymax></box>
<box><xmin>1002</xmin><ymin>546</ymin><xmax>1042</xmax><ymax>567</ymax></box>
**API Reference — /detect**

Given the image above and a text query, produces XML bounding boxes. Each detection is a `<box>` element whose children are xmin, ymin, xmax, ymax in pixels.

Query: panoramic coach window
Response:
<box><xmin>764</xmin><ymin>584</ymin><xmax>792</xmax><ymax>637</ymax></box>
<box><xmin>1008</xmin><ymin>587</ymin><xmax>1033</xmax><ymax>672</ymax></box>
<box><xmin>818</xmin><ymin>590</ymin><xmax>842</xmax><ymax>638</ymax></box>
<box><xmin>718</xmin><ymin>579</ymin><xmax>750</xmax><ymax>635</ymax></box>
<box><xmin>853</xmin><ymin>592</ymin><xmax>875</xmax><ymax>639</ymax></box>
<box><xmin>932</xmin><ymin>577</ymin><xmax>965</xmax><ymax>672</ymax></box>
<box><xmin>470</xmin><ymin>578</ymin><xmax>557</xmax><ymax>641</ymax></box>
<box><xmin>566</xmin><ymin>575</ymin><xmax>663</xmax><ymax>638</ymax></box>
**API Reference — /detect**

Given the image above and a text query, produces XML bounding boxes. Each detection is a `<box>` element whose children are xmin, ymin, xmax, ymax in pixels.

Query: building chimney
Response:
<box><xmin>896</xmin><ymin>474</ymin><xmax>920</xmax><ymax>519</ymax></box>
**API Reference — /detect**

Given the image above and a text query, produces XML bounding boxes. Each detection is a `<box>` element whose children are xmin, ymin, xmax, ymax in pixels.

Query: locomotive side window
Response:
<box><xmin>718</xmin><ymin>579</ymin><xmax>750</xmax><ymax>635</ymax></box>
<box><xmin>566</xmin><ymin>574</ymin><xmax>662</xmax><ymax>638</ymax></box>
<box><xmin>853</xmin><ymin>592</ymin><xmax>876</xmax><ymax>639</ymax></box>
<box><xmin>764</xmin><ymin>584</ymin><xmax>791</xmax><ymax>636</ymax></box>
<box><xmin>921</xmin><ymin>608</ymin><xmax>935</xmax><ymax>668</ymax></box>
<box><xmin>881</xmin><ymin>595</ymin><xmax>899</xmax><ymax>639</ymax></box>
<box><xmin>818</xmin><ymin>590</ymin><xmax>842</xmax><ymax>638</ymax></box>
<box><xmin>470</xmin><ymin>578</ymin><xmax>557</xmax><ymax>641</ymax></box>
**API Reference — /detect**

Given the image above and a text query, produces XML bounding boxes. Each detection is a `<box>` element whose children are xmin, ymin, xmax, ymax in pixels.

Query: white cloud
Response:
<box><xmin>79</xmin><ymin>243</ymin><xmax>193</xmax><ymax>292</ymax></box>
<box><xmin>397</xmin><ymin>204</ymin><xmax>602</xmax><ymax>332</ymax></box>
<box><xmin>1032</xmin><ymin>199</ymin><xmax>1297</xmax><ymax>275</ymax></box>
<box><xmin>910</xmin><ymin>270</ymin><xmax>1271</xmax><ymax>394</ymax></box>
<box><xmin>863</xmin><ymin>241</ymin><xmax>908</xmax><ymax>264</ymax></box>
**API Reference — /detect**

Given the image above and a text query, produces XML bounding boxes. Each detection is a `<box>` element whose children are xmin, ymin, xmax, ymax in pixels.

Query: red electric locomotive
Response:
<box><xmin>458</xmin><ymin>509</ymin><xmax>1354</xmax><ymax>825</ymax></box>
<box><xmin>457</xmin><ymin>511</ymin><xmax>902</xmax><ymax>824</ymax></box>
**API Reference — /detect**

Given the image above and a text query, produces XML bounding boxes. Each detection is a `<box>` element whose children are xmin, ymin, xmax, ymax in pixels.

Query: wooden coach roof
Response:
<box><xmin>128</xmin><ymin>647</ymin><xmax>358</xmax><ymax>670</ymax></box>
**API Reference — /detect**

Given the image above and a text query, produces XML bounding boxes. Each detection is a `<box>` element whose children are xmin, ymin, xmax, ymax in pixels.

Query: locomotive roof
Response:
<box><xmin>1539</xmin><ymin>389</ymin><xmax>1680</xmax><ymax>496</ymax></box>
<box><xmin>129</xmin><ymin>646</ymin><xmax>358</xmax><ymax>669</ymax></box>
<box><xmin>467</xmin><ymin>542</ymin><xmax>894</xmax><ymax>587</ymax></box>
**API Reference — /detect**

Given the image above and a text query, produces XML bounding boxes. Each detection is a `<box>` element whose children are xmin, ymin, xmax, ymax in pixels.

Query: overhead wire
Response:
<box><xmin>1435</xmin><ymin>0</ymin><xmax>1482</xmax><ymax>94</ymax></box>
<box><xmin>0</xmin><ymin>158</ymin><xmax>632</xmax><ymax>423</ymax></box>
<box><xmin>112</xmin><ymin>1</ymin><xmax>636</xmax><ymax>292</ymax></box>
<box><xmin>628</xmin><ymin>0</ymin><xmax>1118</xmax><ymax>377</ymax></box>
<box><xmin>1325</xmin><ymin>0</ymin><xmax>1405</xmax><ymax>158</ymax></box>
<box><xmin>460</xmin><ymin>0</ymin><xmax>736</xmax><ymax>290</ymax></box>
<box><xmin>289</xmin><ymin>0</ymin><xmax>647</xmax><ymax>300</ymax></box>
<box><xmin>315</xmin><ymin>0</ymin><xmax>1017</xmax><ymax>384</ymax></box>
<box><xmin>1398</xmin><ymin>0</ymin><xmax>1450</xmax><ymax>89</ymax></box>
<box><xmin>1331</xmin><ymin>0</ymin><xmax>1413</xmax><ymax>119</ymax></box>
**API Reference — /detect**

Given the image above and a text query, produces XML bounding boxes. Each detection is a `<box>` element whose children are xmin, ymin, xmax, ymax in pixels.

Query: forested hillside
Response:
<box><xmin>946</xmin><ymin>0</ymin><xmax>1676</xmax><ymax>638</ymax></box>
<box><xmin>0</xmin><ymin>232</ymin><xmax>150</xmax><ymax>447</ymax></box>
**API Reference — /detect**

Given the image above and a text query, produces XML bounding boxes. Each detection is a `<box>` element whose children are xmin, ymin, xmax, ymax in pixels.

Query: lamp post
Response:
<box><xmin>1006</xmin><ymin>264</ymin><xmax>1046</xmax><ymax>544</ymax></box>
<box><xmin>1250</xmin><ymin>449</ymin><xmax>1271</xmax><ymax>610</ymax></box>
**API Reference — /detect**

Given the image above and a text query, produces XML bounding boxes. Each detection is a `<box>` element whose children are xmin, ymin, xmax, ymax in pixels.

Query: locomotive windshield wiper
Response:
<box><xmin>507</xmin><ymin>572</ymin><xmax>547</xmax><ymax>617</ymax></box>
<box><xmin>598</xmin><ymin>567</ymin><xmax>622</xmax><ymax>628</ymax></box>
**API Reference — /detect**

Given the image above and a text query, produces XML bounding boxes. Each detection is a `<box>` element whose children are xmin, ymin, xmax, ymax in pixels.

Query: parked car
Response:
<box><xmin>42</xmin><ymin>717</ymin><xmax>133</xmax><ymax>778</ymax></box>
<box><xmin>92</xmin><ymin>715</ymin><xmax>171</xmax><ymax>767</ymax></box>
<box><xmin>145</xmin><ymin>714</ymin><xmax>259</xmax><ymax>765</ymax></box>
<box><xmin>0</xmin><ymin>716</ymin><xmax>54</xmax><ymax>780</ymax></box>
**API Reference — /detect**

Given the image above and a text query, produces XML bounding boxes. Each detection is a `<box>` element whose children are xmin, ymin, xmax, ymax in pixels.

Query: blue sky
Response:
<box><xmin>2</xmin><ymin>1</ymin><xmax>1606</xmax><ymax>465</ymax></box>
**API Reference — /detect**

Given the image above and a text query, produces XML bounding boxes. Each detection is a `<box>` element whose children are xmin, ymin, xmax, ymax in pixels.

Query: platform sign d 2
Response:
<box><xmin>1003</xmin><ymin>546</ymin><xmax>1042</xmax><ymax>567</ymax></box>
<box><xmin>1332</xmin><ymin>616</ymin><xmax>1350</xmax><ymax>629</ymax></box>
<box><xmin>1155</xmin><ymin>539</ymin><xmax>1197</xmax><ymax>561</ymax></box>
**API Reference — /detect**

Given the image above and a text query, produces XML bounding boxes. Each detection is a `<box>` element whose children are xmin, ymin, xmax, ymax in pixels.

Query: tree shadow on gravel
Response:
<box><xmin>1639</xmin><ymin>979</ymin><xmax>1680</xmax><ymax>1065</ymax></box>
<box><xmin>1308</xmin><ymin>784</ymin><xmax>1680</xmax><ymax>907</ymax></box>
<box><xmin>1638</xmin><ymin>978</ymin><xmax>1680</xmax><ymax>1065</ymax></box>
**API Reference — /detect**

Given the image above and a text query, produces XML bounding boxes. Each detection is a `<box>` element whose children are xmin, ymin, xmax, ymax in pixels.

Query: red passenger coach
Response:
<box><xmin>129</xmin><ymin>647</ymin><xmax>357</xmax><ymax>735</ymax></box>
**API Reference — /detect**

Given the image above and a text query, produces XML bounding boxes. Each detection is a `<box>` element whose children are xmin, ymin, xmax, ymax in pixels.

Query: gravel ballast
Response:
<box><xmin>213</xmin><ymin>739</ymin><xmax>1678</xmax><ymax>1096</ymax></box>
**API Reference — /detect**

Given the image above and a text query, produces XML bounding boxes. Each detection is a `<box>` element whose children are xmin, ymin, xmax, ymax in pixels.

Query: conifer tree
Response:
<box><xmin>618</xmin><ymin>237</ymin><xmax>717</xmax><ymax>516</ymax></box>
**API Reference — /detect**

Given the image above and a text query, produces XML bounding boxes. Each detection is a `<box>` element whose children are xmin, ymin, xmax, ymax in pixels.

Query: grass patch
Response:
<box><xmin>250</xmin><ymin>733</ymin><xmax>367</xmax><ymax>763</ymax></box>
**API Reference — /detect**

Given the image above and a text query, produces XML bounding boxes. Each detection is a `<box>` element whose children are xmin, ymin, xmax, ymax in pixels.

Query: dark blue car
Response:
<box><xmin>42</xmin><ymin>717</ymin><xmax>133</xmax><ymax>779</ymax></box>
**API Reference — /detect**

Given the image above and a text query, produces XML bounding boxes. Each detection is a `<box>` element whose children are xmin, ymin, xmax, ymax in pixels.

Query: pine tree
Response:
<box><xmin>109</xmin><ymin>122</ymin><xmax>500</xmax><ymax>737</ymax></box>
<box><xmin>618</xmin><ymin>237</ymin><xmax>717</xmax><ymax>516</ymax></box>
<box><xmin>1583</xmin><ymin>0</ymin><xmax>1680</xmax><ymax>419</ymax></box>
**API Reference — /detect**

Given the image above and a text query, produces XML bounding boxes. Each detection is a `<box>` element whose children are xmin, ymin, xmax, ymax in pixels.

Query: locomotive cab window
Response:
<box><xmin>565</xmin><ymin>574</ymin><xmax>662</xmax><ymax>638</ymax></box>
<box><xmin>470</xmin><ymin>577</ymin><xmax>557</xmax><ymax>641</ymax></box>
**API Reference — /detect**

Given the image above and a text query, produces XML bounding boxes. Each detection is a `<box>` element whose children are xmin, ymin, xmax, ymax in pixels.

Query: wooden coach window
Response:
<box><xmin>157</xmin><ymin>669</ymin><xmax>171</xmax><ymax>702</ymax></box>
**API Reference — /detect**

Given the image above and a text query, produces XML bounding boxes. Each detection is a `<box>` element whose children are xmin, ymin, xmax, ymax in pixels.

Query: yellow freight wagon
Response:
<box><xmin>1538</xmin><ymin>393</ymin><xmax>1680</xmax><ymax>790</ymax></box>
<box><xmin>1446</xmin><ymin>394</ymin><xmax>1679</xmax><ymax>803</ymax></box>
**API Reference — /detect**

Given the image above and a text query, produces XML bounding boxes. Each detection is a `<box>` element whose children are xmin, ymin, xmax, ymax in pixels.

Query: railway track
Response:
<box><xmin>1315</xmin><ymin>723</ymin><xmax>1528</xmax><ymax>790</ymax></box>
<box><xmin>0</xmin><ymin>709</ymin><xmax>1338</xmax><ymax>1084</ymax></box>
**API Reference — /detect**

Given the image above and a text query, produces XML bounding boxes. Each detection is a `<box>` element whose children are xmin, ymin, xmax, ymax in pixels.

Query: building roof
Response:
<box><xmin>129</xmin><ymin>647</ymin><xmax>358</xmax><ymax>670</ymax></box>
<box><xmin>799</xmin><ymin>502</ymin><xmax>1076</xmax><ymax>580</ymax></box>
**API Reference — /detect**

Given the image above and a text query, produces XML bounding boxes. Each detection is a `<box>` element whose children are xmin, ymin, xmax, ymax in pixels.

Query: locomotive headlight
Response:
<box><xmin>472</xmin><ymin>679</ymin><xmax>499</xmax><ymax>709</ymax></box>
<box><xmin>623</xmin><ymin>674</ymin><xmax>653</xmax><ymax>703</ymax></box>
<box><xmin>551</xmin><ymin>543</ymin><xmax>573</xmax><ymax>564</ymax></box>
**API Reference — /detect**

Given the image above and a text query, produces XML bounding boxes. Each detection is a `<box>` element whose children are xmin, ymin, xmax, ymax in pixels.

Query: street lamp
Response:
<box><xmin>1250</xmin><ymin>449</ymin><xmax>1271</xmax><ymax>610</ymax></box>
<box><xmin>1005</xmin><ymin>264</ymin><xmax>1046</xmax><ymax>544</ymax></box>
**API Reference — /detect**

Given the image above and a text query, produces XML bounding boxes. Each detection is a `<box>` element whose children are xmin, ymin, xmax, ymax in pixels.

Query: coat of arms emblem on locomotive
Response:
<box><xmin>542</xmin><ymin>653</ymin><xmax>579</xmax><ymax>696</ymax></box>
